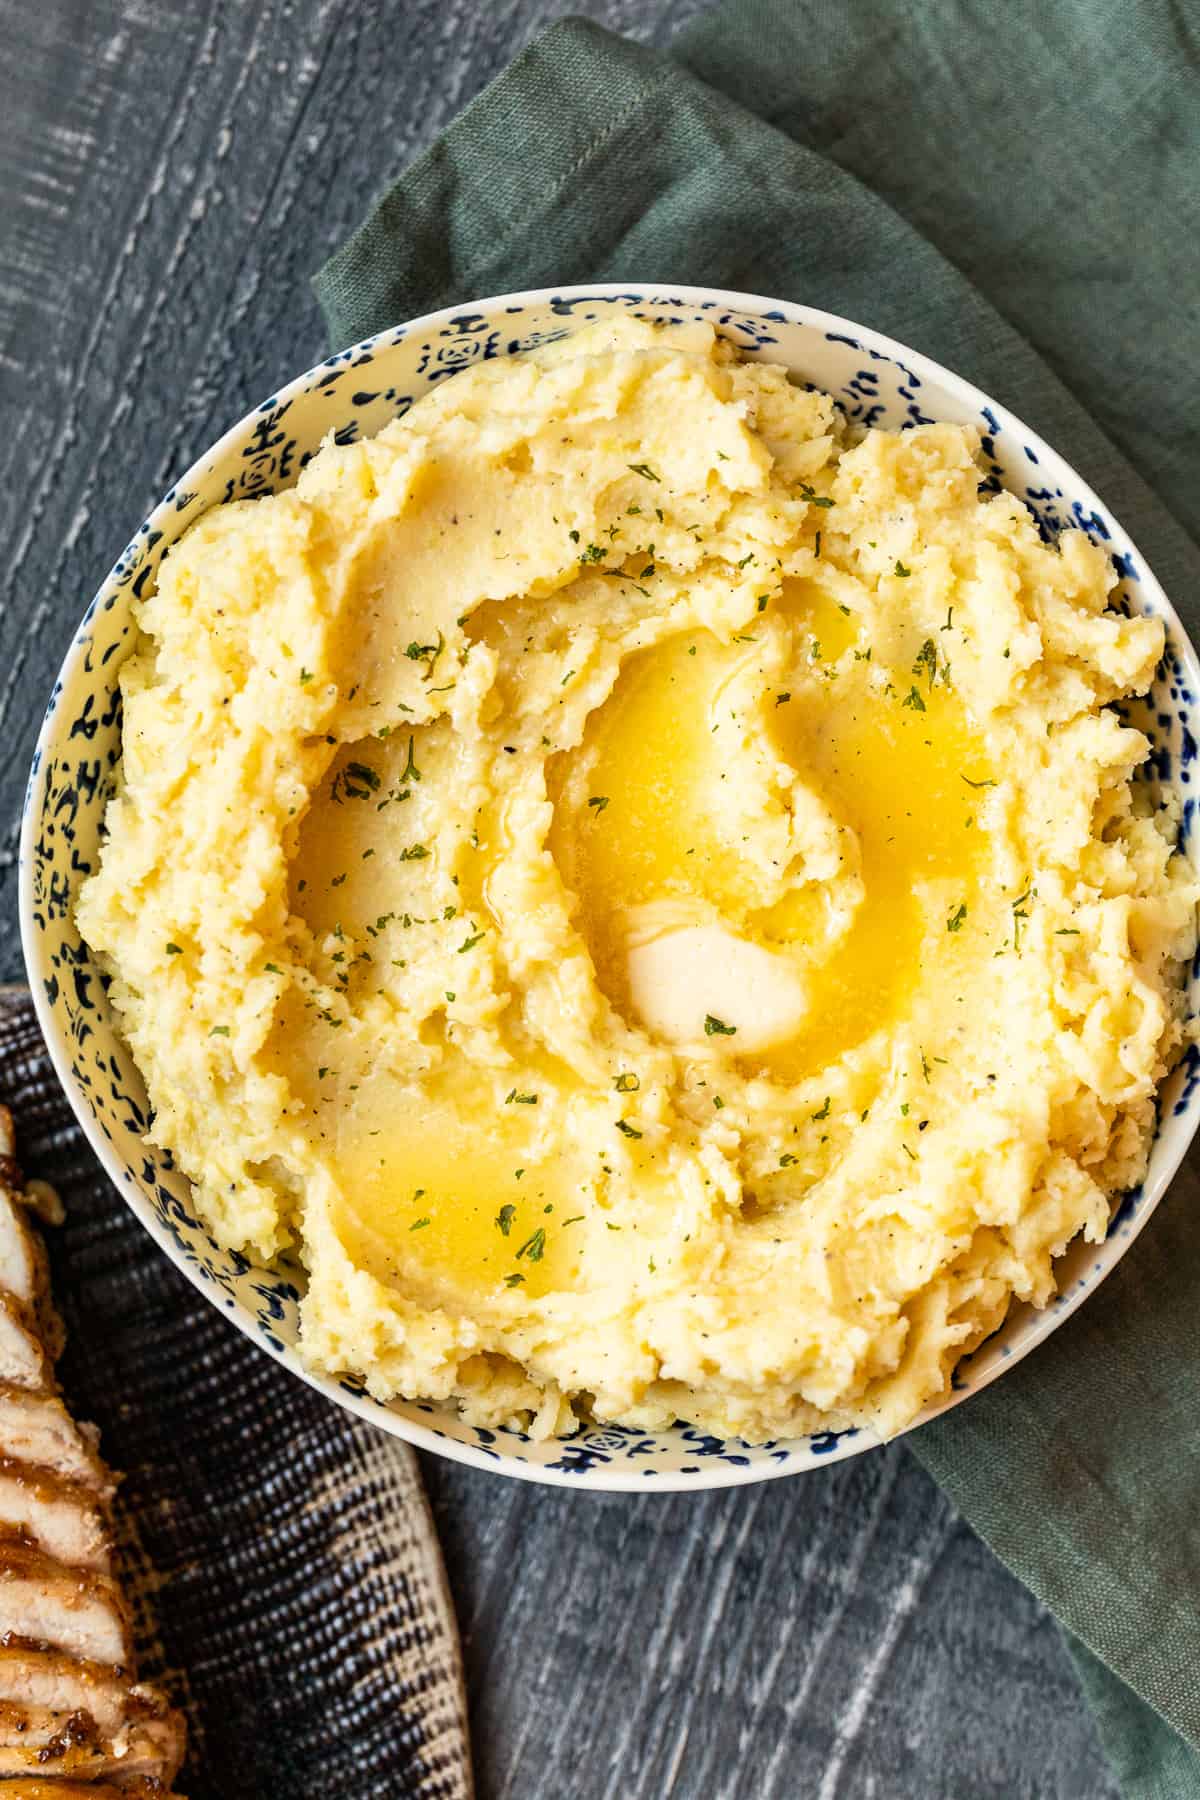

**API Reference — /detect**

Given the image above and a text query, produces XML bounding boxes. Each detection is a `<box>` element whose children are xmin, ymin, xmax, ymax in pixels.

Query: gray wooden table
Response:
<box><xmin>0</xmin><ymin>3</ymin><xmax>1118</xmax><ymax>1795</ymax></box>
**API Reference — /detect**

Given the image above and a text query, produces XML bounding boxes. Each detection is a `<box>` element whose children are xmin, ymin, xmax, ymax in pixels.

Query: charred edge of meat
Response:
<box><xmin>0</xmin><ymin>1454</ymin><xmax>111</xmax><ymax>1521</ymax></box>
<box><xmin>0</xmin><ymin>1634</ymin><xmax>130</xmax><ymax>1680</ymax></box>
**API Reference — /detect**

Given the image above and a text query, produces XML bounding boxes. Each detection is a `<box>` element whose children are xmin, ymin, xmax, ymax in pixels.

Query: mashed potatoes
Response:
<box><xmin>77</xmin><ymin>317</ymin><xmax>1198</xmax><ymax>1442</ymax></box>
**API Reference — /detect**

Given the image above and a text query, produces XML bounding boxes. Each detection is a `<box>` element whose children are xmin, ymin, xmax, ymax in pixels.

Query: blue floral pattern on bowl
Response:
<box><xmin>19</xmin><ymin>284</ymin><xmax>1200</xmax><ymax>1492</ymax></box>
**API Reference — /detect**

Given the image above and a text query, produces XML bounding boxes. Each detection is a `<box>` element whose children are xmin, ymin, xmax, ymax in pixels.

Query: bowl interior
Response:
<box><xmin>21</xmin><ymin>285</ymin><xmax>1200</xmax><ymax>1490</ymax></box>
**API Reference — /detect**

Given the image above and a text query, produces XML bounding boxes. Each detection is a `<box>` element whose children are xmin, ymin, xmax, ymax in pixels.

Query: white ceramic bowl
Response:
<box><xmin>20</xmin><ymin>284</ymin><xmax>1200</xmax><ymax>1490</ymax></box>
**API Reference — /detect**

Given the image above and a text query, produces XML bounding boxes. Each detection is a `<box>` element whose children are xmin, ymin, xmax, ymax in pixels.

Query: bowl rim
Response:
<box><xmin>19</xmin><ymin>278</ymin><xmax>1200</xmax><ymax>1493</ymax></box>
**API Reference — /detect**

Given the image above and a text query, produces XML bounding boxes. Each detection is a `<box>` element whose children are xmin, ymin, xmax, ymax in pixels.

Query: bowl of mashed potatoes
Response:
<box><xmin>21</xmin><ymin>285</ymin><xmax>1200</xmax><ymax>1489</ymax></box>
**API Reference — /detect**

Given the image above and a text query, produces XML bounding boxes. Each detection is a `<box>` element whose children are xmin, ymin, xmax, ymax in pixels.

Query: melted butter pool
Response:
<box><xmin>553</xmin><ymin>582</ymin><xmax>991</xmax><ymax>1076</ymax></box>
<box><xmin>328</xmin><ymin>1067</ymin><xmax>584</xmax><ymax>1302</ymax></box>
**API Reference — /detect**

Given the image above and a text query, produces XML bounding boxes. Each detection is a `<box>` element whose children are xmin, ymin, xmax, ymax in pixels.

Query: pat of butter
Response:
<box><xmin>625</xmin><ymin>923</ymin><xmax>810</xmax><ymax>1053</ymax></box>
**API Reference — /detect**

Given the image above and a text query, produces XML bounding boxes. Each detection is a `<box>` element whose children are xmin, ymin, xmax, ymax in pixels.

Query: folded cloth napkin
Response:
<box><xmin>0</xmin><ymin>990</ymin><xmax>473</xmax><ymax>1800</ymax></box>
<box><xmin>314</xmin><ymin>6</ymin><xmax>1200</xmax><ymax>1796</ymax></box>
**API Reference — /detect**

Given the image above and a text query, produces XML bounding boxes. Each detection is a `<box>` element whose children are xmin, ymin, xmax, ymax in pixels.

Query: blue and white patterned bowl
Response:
<box><xmin>19</xmin><ymin>284</ymin><xmax>1200</xmax><ymax>1491</ymax></box>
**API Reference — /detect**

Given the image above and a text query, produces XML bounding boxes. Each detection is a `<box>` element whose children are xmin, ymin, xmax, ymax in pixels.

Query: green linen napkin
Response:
<box><xmin>315</xmin><ymin>6</ymin><xmax>1200</xmax><ymax>1793</ymax></box>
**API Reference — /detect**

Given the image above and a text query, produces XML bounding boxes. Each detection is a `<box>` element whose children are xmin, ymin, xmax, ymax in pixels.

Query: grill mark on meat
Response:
<box><xmin>0</xmin><ymin>1387</ymin><xmax>109</xmax><ymax>1492</ymax></box>
<box><xmin>0</xmin><ymin>1645</ymin><xmax>165</xmax><ymax>1737</ymax></box>
<box><xmin>0</xmin><ymin>1543</ymin><xmax>131</xmax><ymax>1668</ymax></box>
<box><xmin>0</xmin><ymin>1700</ymin><xmax>183</xmax><ymax>1780</ymax></box>
<box><xmin>0</xmin><ymin>1781</ymin><xmax>185</xmax><ymax>1797</ymax></box>
<box><xmin>0</xmin><ymin>1457</ymin><xmax>111</xmax><ymax>1573</ymax></box>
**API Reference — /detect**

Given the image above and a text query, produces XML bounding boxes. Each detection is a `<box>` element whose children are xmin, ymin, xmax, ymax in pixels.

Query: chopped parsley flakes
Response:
<box><xmin>516</xmin><ymin>1228</ymin><xmax>546</xmax><ymax>1262</ymax></box>
<box><xmin>405</xmin><ymin>632</ymin><xmax>445</xmax><ymax>679</ymax></box>
<box><xmin>912</xmin><ymin>640</ymin><xmax>938</xmax><ymax>685</ymax></box>
<box><xmin>1012</xmin><ymin>887</ymin><xmax>1035</xmax><ymax>951</ymax></box>
<box><xmin>332</xmin><ymin>760</ymin><xmax>381</xmax><ymax>803</ymax></box>
<box><xmin>400</xmin><ymin>735</ymin><xmax>422</xmax><ymax>784</ymax></box>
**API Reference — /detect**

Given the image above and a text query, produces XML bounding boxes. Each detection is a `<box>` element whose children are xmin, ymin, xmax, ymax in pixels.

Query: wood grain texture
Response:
<box><xmin>423</xmin><ymin>1443</ymin><xmax>1117</xmax><ymax>1800</ymax></box>
<box><xmin>0</xmin><ymin>2</ymin><xmax>1118</xmax><ymax>1795</ymax></box>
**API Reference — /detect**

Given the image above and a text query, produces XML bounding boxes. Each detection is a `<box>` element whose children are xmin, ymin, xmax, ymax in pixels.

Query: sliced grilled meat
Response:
<box><xmin>0</xmin><ymin>1697</ymin><xmax>185</xmax><ymax>1783</ymax></box>
<box><xmin>0</xmin><ymin>1158</ymin><xmax>63</xmax><ymax>1363</ymax></box>
<box><xmin>0</xmin><ymin>1457</ymin><xmax>110</xmax><ymax>1572</ymax></box>
<box><xmin>0</xmin><ymin>1542</ymin><xmax>131</xmax><ymax>1669</ymax></box>
<box><xmin>0</xmin><ymin>1105</ymin><xmax>187</xmax><ymax>1793</ymax></box>
<box><xmin>0</xmin><ymin>1187</ymin><xmax>48</xmax><ymax>1316</ymax></box>
<box><xmin>0</xmin><ymin>1644</ymin><xmax>158</xmax><ymax>1737</ymax></box>
<box><xmin>0</xmin><ymin>1298</ymin><xmax>52</xmax><ymax>1394</ymax></box>
<box><xmin>0</xmin><ymin>1386</ymin><xmax>109</xmax><ymax>1492</ymax></box>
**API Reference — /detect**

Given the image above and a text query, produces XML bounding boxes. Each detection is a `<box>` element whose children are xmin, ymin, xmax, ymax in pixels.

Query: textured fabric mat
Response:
<box><xmin>313</xmin><ymin>6</ymin><xmax>1200</xmax><ymax>1795</ymax></box>
<box><xmin>0</xmin><ymin>989</ymin><xmax>473</xmax><ymax>1800</ymax></box>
